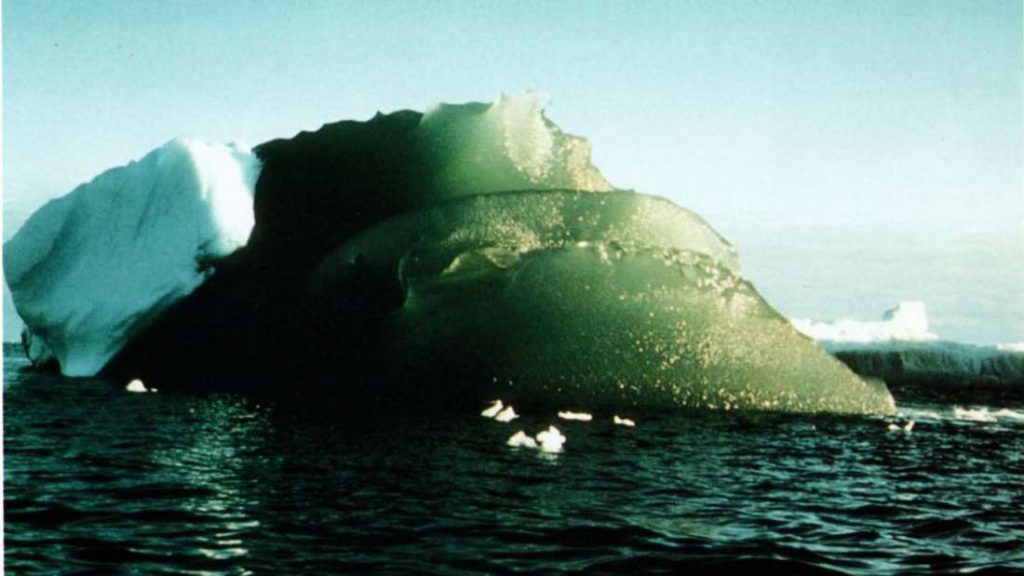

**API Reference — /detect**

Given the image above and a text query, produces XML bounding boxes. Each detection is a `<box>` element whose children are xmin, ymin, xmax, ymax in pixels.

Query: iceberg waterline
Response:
<box><xmin>5</xmin><ymin>94</ymin><xmax>895</xmax><ymax>414</ymax></box>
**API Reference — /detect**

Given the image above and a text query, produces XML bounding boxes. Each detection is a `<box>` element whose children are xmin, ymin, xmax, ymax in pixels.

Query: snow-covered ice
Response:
<box><xmin>481</xmin><ymin>400</ymin><xmax>504</xmax><ymax>418</ymax></box>
<box><xmin>791</xmin><ymin>301</ymin><xmax>937</xmax><ymax>344</ymax></box>
<box><xmin>4</xmin><ymin>139</ymin><xmax>261</xmax><ymax>376</ymax></box>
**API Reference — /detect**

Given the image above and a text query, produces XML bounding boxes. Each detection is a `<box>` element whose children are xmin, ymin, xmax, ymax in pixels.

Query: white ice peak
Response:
<box><xmin>4</xmin><ymin>138</ymin><xmax>261</xmax><ymax>376</ymax></box>
<box><xmin>791</xmin><ymin>301</ymin><xmax>938</xmax><ymax>344</ymax></box>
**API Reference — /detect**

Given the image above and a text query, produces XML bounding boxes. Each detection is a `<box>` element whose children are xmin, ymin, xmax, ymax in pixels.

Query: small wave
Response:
<box><xmin>898</xmin><ymin>407</ymin><xmax>943</xmax><ymax>421</ymax></box>
<box><xmin>952</xmin><ymin>406</ymin><xmax>1024</xmax><ymax>423</ymax></box>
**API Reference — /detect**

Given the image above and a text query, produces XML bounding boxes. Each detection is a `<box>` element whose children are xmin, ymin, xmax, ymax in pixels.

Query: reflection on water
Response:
<box><xmin>5</xmin><ymin>349</ymin><xmax>1023</xmax><ymax>575</ymax></box>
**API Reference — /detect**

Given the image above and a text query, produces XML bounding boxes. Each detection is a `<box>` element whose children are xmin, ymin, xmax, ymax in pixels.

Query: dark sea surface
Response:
<box><xmin>5</xmin><ymin>345</ymin><xmax>1023</xmax><ymax>575</ymax></box>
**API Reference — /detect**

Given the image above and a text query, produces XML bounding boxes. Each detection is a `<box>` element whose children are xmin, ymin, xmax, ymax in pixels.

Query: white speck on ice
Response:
<box><xmin>125</xmin><ymin>379</ymin><xmax>148</xmax><ymax>393</ymax></box>
<box><xmin>887</xmin><ymin>420</ymin><xmax>915</xmax><ymax>432</ymax></box>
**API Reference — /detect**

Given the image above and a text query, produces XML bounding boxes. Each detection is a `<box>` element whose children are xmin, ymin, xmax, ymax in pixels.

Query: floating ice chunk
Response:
<box><xmin>792</xmin><ymin>301</ymin><xmax>938</xmax><ymax>344</ymax></box>
<box><xmin>558</xmin><ymin>411</ymin><xmax>592</xmax><ymax>421</ymax></box>
<box><xmin>4</xmin><ymin>138</ymin><xmax>261</xmax><ymax>377</ymax></box>
<box><xmin>535</xmin><ymin>426</ymin><xmax>566</xmax><ymax>453</ymax></box>
<box><xmin>125</xmin><ymin>379</ymin><xmax>148</xmax><ymax>393</ymax></box>
<box><xmin>888</xmin><ymin>420</ymin><xmax>914</xmax><ymax>432</ymax></box>
<box><xmin>613</xmin><ymin>415</ymin><xmax>636</xmax><ymax>427</ymax></box>
<box><xmin>507</xmin><ymin>431</ymin><xmax>538</xmax><ymax>449</ymax></box>
<box><xmin>495</xmin><ymin>406</ymin><xmax>519</xmax><ymax>422</ymax></box>
<box><xmin>481</xmin><ymin>399</ymin><xmax>504</xmax><ymax>418</ymax></box>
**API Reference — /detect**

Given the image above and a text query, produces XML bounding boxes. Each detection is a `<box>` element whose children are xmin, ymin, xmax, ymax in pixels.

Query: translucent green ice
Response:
<box><xmin>322</xmin><ymin>190</ymin><xmax>896</xmax><ymax>415</ymax></box>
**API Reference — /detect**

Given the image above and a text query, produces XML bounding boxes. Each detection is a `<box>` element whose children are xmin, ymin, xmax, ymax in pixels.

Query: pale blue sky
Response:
<box><xmin>3</xmin><ymin>1</ymin><xmax>1023</xmax><ymax>342</ymax></box>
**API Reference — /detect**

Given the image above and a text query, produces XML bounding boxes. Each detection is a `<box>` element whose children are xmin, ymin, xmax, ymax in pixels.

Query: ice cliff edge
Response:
<box><xmin>4</xmin><ymin>139</ymin><xmax>260</xmax><ymax>376</ymax></box>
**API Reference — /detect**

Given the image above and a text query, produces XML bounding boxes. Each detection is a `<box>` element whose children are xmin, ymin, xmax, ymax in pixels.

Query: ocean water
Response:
<box><xmin>718</xmin><ymin>224</ymin><xmax>1024</xmax><ymax>347</ymax></box>
<box><xmin>5</xmin><ymin>345</ymin><xmax>1023</xmax><ymax>575</ymax></box>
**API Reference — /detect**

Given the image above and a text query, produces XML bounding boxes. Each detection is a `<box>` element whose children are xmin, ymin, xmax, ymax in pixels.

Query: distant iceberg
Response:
<box><xmin>4</xmin><ymin>94</ymin><xmax>896</xmax><ymax>415</ymax></box>
<box><xmin>3</xmin><ymin>139</ymin><xmax>260</xmax><ymax>376</ymax></box>
<box><xmin>791</xmin><ymin>301</ymin><xmax>937</xmax><ymax>344</ymax></box>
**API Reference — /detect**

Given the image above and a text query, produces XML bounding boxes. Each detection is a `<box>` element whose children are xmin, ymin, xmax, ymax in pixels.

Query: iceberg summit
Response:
<box><xmin>5</xmin><ymin>94</ymin><xmax>895</xmax><ymax>415</ymax></box>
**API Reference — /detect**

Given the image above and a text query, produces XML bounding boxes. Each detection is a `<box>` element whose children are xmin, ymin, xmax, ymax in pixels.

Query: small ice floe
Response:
<box><xmin>495</xmin><ymin>406</ymin><xmax>519</xmax><ymax>422</ymax></box>
<box><xmin>507</xmin><ymin>431</ymin><xmax>538</xmax><ymax>449</ymax></box>
<box><xmin>125</xmin><ymin>379</ymin><xmax>149</xmax><ymax>393</ymax></box>
<box><xmin>481</xmin><ymin>400</ymin><xmax>504</xmax><ymax>418</ymax></box>
<box><xmin>887</xmin><ymin>420</ymin><xmax>915</xmax><ymax>433</ymax></box>
<box><xmin>536</xmin><ymin>426</ymin><xmax>566</xmax><ymax>453</ymax></box>
<box><xmin>558</xmin><ymin>410</ymin><xmax>593</xmax><ymax>422</ymax></box>
<box><xmin>613</xmin><ymin>415</ymin><xmax>636</xmax><ymax>427</ymax></box>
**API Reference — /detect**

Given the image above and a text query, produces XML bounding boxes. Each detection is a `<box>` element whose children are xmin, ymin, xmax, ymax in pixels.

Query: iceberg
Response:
<box><xmin>791</xmin><ymin>301</ymin><xmax>937</xmax><ymax>344</ymax></box>
<box><xmin>6</xmin><ymin>94</ymin><xmax>895</xmax><ymax>415</ymax></box>
<box><xmin>3</xmin><ymin>139</ymin><xmax>260</xmax><ymax>376</ymax></box>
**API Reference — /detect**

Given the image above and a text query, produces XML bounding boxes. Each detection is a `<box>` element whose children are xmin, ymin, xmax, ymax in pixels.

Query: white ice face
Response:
<box><xmin>4</xmin><ymin>138</ymin><xmax>261</xmax><ymax>376</ymax></box>
<box><xmin>791</xmin><ymin>301</ymin><xmax>938</xmax><ymax>344</ymax></box>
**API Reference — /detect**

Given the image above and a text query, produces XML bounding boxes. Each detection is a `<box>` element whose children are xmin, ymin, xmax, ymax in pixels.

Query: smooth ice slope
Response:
<box><xmin>4</xmin><ymin>139</ymin><xmax>260</xmax><ymax>376</ymax></box>
<box><xmin>324</xmin><ymin>190</ymin><xmax>895</xmax><ymax>415</ymax></box>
